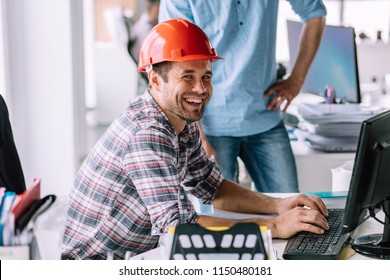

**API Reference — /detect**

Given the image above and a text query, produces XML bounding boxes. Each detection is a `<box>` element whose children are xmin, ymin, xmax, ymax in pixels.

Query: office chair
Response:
<box><xmin>127</xmin><ymin>39</ymin><xmax>149</xmax><ymax>84</ymax></box>
<box><xmin>0</xmin><ymin>94</ymin><xmax>26</xmax><ymax>194</ymax></box>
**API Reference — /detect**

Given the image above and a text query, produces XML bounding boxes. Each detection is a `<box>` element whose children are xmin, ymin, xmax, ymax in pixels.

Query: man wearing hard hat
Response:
<box><xmin>61</xmin><ymin>18</ymin><xmax>328</xmax><ymax>260</ymax></box>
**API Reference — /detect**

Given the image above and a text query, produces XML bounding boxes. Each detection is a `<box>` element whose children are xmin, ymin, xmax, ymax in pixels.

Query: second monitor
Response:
<box><xmin>287</xmin><ymin>20</ymin><xmax>361</xmax><ymax>103</ymax></box>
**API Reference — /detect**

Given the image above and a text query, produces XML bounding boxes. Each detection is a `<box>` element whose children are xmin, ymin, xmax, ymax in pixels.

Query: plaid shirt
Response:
<box><xmin>61</xmin><ymin>91</ymin><xmax>223</xmax><ymax>259</ymax></box>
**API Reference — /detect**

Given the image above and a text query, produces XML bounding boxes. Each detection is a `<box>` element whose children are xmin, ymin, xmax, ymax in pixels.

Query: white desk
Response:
<box><xmin>131</xmin><ymin>194</ymin><xmax>382</xmax><ymax>260</ymax></box>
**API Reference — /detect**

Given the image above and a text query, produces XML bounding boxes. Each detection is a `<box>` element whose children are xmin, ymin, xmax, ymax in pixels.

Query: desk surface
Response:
<box><xmin>131</xmin><ymin>194</ymin><xmax>382</xmax><ymax>260</ymax></box>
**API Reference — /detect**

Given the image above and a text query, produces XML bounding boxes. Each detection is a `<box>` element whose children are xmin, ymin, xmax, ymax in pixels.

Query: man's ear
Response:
<box><xmin>148</xmin><ymin>70</ymin><xmax>160</xmax><ymax>90</ymax></box>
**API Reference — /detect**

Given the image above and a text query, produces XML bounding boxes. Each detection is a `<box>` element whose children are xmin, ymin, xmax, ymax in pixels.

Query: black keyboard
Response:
<box><xmin>283</xmin><ymin>208</ymin><xmax>349</xmax><ymax>260</ymax></box>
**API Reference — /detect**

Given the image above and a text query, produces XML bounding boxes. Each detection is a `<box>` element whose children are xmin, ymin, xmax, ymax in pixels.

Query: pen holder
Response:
<box><xmin>0</xmin><ymin>236</ymin><xmax>40</xmax><ymax>260</ymax></box>
<box><xmin>324</xmin><ymin>86</ymin><xmax>336</xmax><ymax>104</ymax></box>
<box><xmin>0</xmin><ymin>245</ymin><xmax>31</xmax><ymax>260</ymax></box>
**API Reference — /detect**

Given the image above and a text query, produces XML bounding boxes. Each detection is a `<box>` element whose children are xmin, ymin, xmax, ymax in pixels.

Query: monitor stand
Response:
<box><xmin>351</xmin><ymin>200</ymin><xmax>390</xmax><ymax>259</ymax></box>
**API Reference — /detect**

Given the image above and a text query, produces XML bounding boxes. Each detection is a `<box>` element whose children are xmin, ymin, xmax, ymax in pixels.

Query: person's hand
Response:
<box><xmin>276</xmin><ymin>193</ymin><xmax>328</xmax><ymax>217</ymax></box>
<box><xmin>201</xmin><ymin>138</ymin><xmax>218</xmax><ymax>161</ymax></box>
<box><xmin>197</xmin><ymin>121</ymin><xmax>218</xmax><ymax>161</ymax></box>
<box><xmin>264</xmin><ymin>77</ymin><xmax>301</xmax><ymax>112</ymax></box>
<box><xmin>268</xmin><ymin>206</ymin><xmax>329</xmax><ymax>238</ymax></box>
<box><xmin>257</xmin><ymin>193</ymin><xmax>329</xmax><ymax>238</ymax></box>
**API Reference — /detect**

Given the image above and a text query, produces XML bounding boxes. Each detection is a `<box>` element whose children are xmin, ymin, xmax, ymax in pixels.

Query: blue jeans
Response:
<box><xmin>207</xmin><ymin>121</ymin><xmax>299</xmax><ymax>193</ymax></box>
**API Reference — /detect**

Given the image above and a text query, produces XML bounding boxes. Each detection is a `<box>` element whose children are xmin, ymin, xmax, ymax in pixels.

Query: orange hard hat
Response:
<box><xmin>138</xmin><ymin>18</ymin><xmax>222</xmax><ymax>72</ymax></box>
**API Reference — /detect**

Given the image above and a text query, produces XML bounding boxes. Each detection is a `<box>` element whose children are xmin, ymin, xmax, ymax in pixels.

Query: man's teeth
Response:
<box><xmin>185</xmin><ymin>98</ymin><xmax>202</xmax><ymax>104</ymax></box>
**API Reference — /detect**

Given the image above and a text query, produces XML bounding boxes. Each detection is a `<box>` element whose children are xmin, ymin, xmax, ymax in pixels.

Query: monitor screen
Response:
<box><xmin>287</xmin><ymin>20</ymin><xmax>361</xmax><ymax>103</ymax></box>
<box><xmin>342</xmin><ymin>109</ymin><xmax>390</xmax><ymax>258</ymax></box>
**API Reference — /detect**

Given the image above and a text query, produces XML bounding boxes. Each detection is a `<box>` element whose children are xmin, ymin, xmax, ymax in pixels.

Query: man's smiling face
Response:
<box><xmin>150</xmin><ymin>60</ymin><xmax>213</xmax><ymax>132</ymax></box>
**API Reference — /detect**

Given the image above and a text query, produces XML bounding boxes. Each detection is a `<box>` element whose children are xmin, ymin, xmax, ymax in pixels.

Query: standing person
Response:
<box><xmin>159</xmin><ymin>1</ymin><xmax>327</xmax><ymax>193</ymax></box>
<box><xmin>128</xmin><ymin>0</ymin><xmax>160</xmax><ymax>65</ymax></box>
<box><xmin>128</xmin><ymin>0</ymin><xmax>160</xmax><ymax>93</ymax></box>
<box><xmin>61</xmin><ymin>18</ymin><xmax>328</xmax><ymax>260</ymax></box>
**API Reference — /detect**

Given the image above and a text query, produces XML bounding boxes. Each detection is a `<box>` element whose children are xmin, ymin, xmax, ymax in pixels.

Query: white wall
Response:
<box><xmin>94</xmin><ymin>43</ymin><xmax>138</xmax><ymax>125</ymax></box>
<box><xmin>357</xmin><ymin>43</ymin><xmax>390</xmax><ymax>84</ymax></box>
<box><xmin>0</xmin><ymin>1</ymin><xmax>7</xmax><ymax>100</ymax></box>
<box><xmin>84</xmin><ymin>0</ymin><xmax>97</xmax><ymax>109</ymax></box>
<box><xmin>2</xmin><ymin>0</ymin><xmax>87</xmax><ymax>197</ymax></box>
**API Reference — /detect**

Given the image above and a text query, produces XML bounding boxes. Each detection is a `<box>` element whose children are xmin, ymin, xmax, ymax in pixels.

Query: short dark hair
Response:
<box><xmin>152</xmin><ymin>61</ymin><xmax>173</xmax><ymax>82</ymax></box>
<box><xmin>146</xmin><ymin>0</ymin><xmax>160</xmax><ymax>12</ymax></box>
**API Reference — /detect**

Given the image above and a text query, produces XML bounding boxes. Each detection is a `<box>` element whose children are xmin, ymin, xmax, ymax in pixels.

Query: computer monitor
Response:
<box><xmin>342</xmin><ymin>109</ymin><xmax>390</xmax><ymax>258</ymax></box>
<box><xmin>287</xmin><ymin>20</ymin><xmax>361</xmax><ymax>103</ymax></box>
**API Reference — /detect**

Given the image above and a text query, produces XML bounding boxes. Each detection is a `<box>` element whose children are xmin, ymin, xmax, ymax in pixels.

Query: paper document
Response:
<box><xmin>303</xmin><ymin>122</ymin><xmax>361</xmax><ymax>138</ymax></box>
<box><xmin>297</xmin><ymin>103</ymin><xmax>385</xmax><ymax>124</ymax></box>
<box><xmin>294</xmin><ymin>129</ymin><xmax>358</xmax><ymax>152</ymax></box>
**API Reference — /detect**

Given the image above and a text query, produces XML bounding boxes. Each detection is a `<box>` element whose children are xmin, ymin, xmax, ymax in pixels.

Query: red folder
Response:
<box><xmin>11</xmin><ymin>178</ymin><xmax>41</xmax><ymax>221</ymax></box>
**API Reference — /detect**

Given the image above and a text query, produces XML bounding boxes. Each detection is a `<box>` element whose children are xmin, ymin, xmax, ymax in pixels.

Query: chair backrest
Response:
<box><xmin>0</xmin><ymin>95</ymin><xmax>26</xmax><ymax>194</ymax></box>
<box><xmin>127</xmin><ymin>38</ymin><xmax>149</xmax><ymax>84</ymax></box>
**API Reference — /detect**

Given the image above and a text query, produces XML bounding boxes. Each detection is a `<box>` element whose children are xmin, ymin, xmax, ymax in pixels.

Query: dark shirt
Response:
<box><xmin>0</xmin><ymin>94</ymin><xmax>26</xmax><ymax>194</ymax></box>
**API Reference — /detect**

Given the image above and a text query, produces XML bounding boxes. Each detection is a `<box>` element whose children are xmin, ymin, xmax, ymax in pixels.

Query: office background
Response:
<box><xmin>1</xmin><ymin>0</ymin><xmax>390</xmax><ymax>198</ymax></box>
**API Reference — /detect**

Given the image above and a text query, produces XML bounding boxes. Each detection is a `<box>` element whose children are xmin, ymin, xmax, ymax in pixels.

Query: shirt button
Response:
<box><xmin>152</xmin><ymin>229</ymin><xmax>157</xmax><ymax>234</ymax></box>
<box><xmin>240</xmin><ymin>22</ymin><xmax>243</xmax><ymax>25</ymax></box>
<box><xmin>180</xmin><ymin>195</ymin><xmax>185</xmax><ymax>200</ymax></box>
<box><xmin>237</xmin><ymin>1</ymin><xmax>240</xmax><ymax>4</ymax></box>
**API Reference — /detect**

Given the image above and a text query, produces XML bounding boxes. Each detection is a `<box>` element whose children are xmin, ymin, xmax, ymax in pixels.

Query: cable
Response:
<box><xmin>369</xmin><ymin>199</ymin><xmax>390</xmax><ymax>229</ymax></box>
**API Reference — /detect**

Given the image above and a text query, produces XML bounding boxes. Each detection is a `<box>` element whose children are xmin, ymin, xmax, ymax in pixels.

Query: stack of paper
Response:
<box><xmin>295</xmin><ymin>103</ymin><xmax>385</xmax><ymax>152</ymax></box>
<box><xmin>294</xmin><ymin>129</ymin><xmax>359</xmax><ymax>152</ymax></box>
<box><xmin>303</xmin><ymin>122</ymin><xmax>362</xmax><ymax>138</ymax></box>
<box><xmin>297</xmin><ymin>103</ymin><xmax>382</xmax><ymax>124</ymax></box>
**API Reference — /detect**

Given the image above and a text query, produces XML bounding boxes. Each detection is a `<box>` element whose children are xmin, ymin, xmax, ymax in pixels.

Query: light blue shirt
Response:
<box><xmin>159</xmin><ymin>0</ymin><xmax>326</xmax><ymax>137</ymax></box>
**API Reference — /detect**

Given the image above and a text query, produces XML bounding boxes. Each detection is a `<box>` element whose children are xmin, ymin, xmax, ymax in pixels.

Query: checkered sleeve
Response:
<box><xmin>181</xmin><ymin>124</ymin><xmax>224</xmax><ymax>204</ymax></box>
